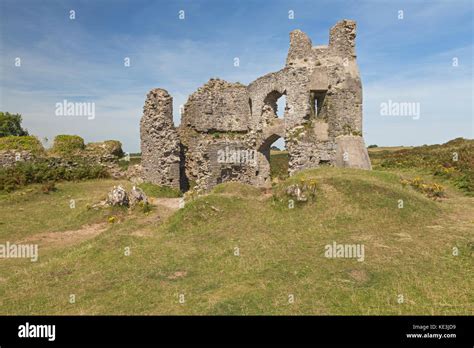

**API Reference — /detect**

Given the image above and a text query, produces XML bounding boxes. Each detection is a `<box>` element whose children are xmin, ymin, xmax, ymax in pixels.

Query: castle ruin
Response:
<box><xmin>140</xmin><ymin>20</ymin><xmax>372</xmax><ymax>192</ymax></box>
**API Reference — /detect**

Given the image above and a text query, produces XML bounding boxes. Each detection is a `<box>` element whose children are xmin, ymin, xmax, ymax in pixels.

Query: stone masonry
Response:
<box><xmin>140</xmin><ymin>20</ymin><xmax>372</xmax><ymax>192</ymax></box>
<box><xmin>140</xmin><ymin>89</ymin><xmax>181</xmax><ymax>188</ymax></box>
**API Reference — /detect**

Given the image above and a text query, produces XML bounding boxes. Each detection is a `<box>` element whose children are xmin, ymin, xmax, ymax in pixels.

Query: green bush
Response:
<box><xmin>50</xmin><ymin>135</ymin><xmax>85</xmax><ymax>157</ymax></box>
<box><xmin>0</xmin><ymin>159</ymin><xmax>109</xmax><ymax>192</ymax></box>
<box><xmin>0</xmin><ymin>135</ymin><xmax>45</xmax><ymax>155</ymax></box>
<box><xmin>400</xmin><ymin>177</ymin><xmax>445</xmax><ymax>199</ymax></box>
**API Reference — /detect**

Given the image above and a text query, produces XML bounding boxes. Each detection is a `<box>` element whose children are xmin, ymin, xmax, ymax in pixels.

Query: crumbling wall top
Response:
<box><xmin>143</xmin><ymin>88</ymin><xmax>174</xmax><ymax>126</ymax></box>
<box><xmin>286</xmin><ymin>30</ymin><xmax>314</xmax><ymax>68</ymax></box>
<box><xmin>182</xmin><ymin>78</ymin><xmax>250</xmax><ymax>132</ymax></box>
<box><xmin>329</xmin><ymin>19</ymin><xmax>357</xmax><ymax>57</ymax></box>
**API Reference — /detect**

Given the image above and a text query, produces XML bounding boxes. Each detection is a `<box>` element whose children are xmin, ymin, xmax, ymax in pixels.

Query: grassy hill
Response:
<box><xmin>369</xmin><ymin>138</ymin><xmax>473</xmax><ymax>195</ymax></box>
<box><xmin>0</xmin><ymin>160</ymin><xmax>472</xmax><ymax>314</ymax></box>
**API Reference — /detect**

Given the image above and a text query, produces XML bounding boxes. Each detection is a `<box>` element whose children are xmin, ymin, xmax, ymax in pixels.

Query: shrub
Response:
<box><xmin>0</xmin><ymin>159</ymin><xmax>109</xmax><ymax>192</ymax></box>
<box><xmin>371</xmin><ymin>138</ymin><xmax>473</xmax><ymax>195</ymax></box>
<box><xmin>400</xmin><ymin>177</ymin><xmax>445</xmax><ymax>199</ymax></box>
<box><xmin>0</xmin><ymin>135</ymin><xmax>45</xmax><ymax>155</ymax></box>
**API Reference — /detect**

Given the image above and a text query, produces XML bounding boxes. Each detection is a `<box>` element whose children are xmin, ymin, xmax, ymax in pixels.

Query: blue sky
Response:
<box><xmin>0</xmin><ymin>0</ymin><xmax>472</xmax><ymax>152</ymax></box>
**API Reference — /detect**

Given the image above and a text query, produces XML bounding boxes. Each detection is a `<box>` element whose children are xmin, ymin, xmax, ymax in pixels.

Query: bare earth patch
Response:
<box><xmin>150</xmin><ymin>197</ymin><xmax>182</xmax><ymax>211</ymax></box>
<box><xmin>131</xmin><ymin>198</ymin><xmax>181</xmax><ymax>237</ymax></box>
<box><xmin>167</xmin><ymin>271</ymin><xmax>187</xmax><ymax>280</ymax></box>
<box><xmin>17</xmin><ymin>223</ymin><xmax>108</xmax><ymax>249</ymax></box>
<box><xmin>348</xmin><ymin>269</ymin><xmax>369</xmax><ymax>284</ymax></box>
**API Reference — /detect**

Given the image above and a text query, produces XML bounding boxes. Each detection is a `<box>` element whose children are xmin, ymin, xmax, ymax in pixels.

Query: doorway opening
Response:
<box><xmin>258</xmin><ymin>135</ymin><xmax>288</xmax><ymax>186</ymax></box>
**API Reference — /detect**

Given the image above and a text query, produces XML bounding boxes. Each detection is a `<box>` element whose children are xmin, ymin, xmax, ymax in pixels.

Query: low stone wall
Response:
<box><xmin>0</xmin><ymin>150</ymin><xmax>35</xmax><ymax>167</ymax></box>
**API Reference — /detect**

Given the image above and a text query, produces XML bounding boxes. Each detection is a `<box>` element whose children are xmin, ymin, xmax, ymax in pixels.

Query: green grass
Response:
<box><xmin>212</xmin><ymin>181</ymin><xmax>263</xmax><ymax>198</ymax></box>
<box><xmin>0</xmin><ymin>180</ymin><xmax>129</xmax><ymax>242</ymax></box>
<box><xmin>0</xmin><ymin>167</ymin><xmax>472</xmax><ymax>315</ymax></box>
<box><xmin>138</xmin><ymin>182</ymin><xmax>183</xmax><ymax>198</ymax></box>
<box><xmin>118</xmin><ymin>156</ymin><xmax>141</xmax><ymax>170</ymax></box>
<box><xmin>369</xmin><ymin>138</ymin><xmax>473</xmax><ymax>195</ymax></box>
<box><xmin>270</xmin><ymin>150</ymin><xmax>289</xmax><ymax>180</ymax></box>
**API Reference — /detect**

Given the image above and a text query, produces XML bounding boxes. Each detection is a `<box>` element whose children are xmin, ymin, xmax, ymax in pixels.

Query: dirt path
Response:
<box><xmin>150</xmin><ymin>197</ymin><xmax>183</xmax><ymax>211</ymax></box>
<box><xmin>17</xmin><ymin>223</ymin><xmax>108</xmax><ymax>249</ymax></box>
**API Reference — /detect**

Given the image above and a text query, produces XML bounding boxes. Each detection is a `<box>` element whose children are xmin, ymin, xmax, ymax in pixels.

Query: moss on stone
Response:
<box><xmin>50</xmin><ymin>135</ymin><xmax>85</xmax><ymax>157</ymax></box>
<box><xmin>85</xmin><ymin>140</ymin><xmax>124</xmax><ymax>158</ymax></box>
<box><xmin>0</xmin><ymin>135</ymin><xmax>46</xmax><ymax>155</ymax></box>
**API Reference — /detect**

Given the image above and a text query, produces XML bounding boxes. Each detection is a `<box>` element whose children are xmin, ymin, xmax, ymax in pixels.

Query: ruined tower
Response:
<box><xmin>140</xmin><ymin>20</ymin><xmax>371</xmax><ymax>191</ymax></box>
<box><xmin>140</xmin><ymin>89</ymin><xmax>181</xmax><ymax>188</ymax></box>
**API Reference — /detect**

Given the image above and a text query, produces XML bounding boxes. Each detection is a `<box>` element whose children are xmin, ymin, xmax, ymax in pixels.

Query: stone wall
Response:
<box><xmin>182</xmin><ymin>79</ymin><xmax>250</xmax><ymax>132</ymax></box>
<box><xmin>0</xmin><ymin>134</ymin><xmax>128</xmax><ymax>182</ymax></box>
<box><xmin>0</xmin><ymin>150</ymin><xmax>35</xmax><ymax>167</ymax></box>
<box><xmin>140</xmin><ymin>20</ymin><xmax>371</xmax><ymax>192</ymax></box>
<box><xmin>140</xmin><ymin>88</ymin><xmax>181</xmax><ymax>188</ymax></box>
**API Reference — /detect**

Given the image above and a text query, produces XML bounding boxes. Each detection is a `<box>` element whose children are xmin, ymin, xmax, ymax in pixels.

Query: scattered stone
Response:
<box><xmin>107</xmin><ymin>185</ymin><xmax>129</xmax><ymax>206</ymax></box>
<box><xmin>129</xmin><ymin>186</ymin><xmax>148</xmax><ymax>206</ymax></box>
<box><xmin>210</xmin><ymin>205</ymin><xmax>221</xmax><ymax>212</ymax></box>
<box><xmin>285</xmin><ymin>180</ymin><xmax>317</xmax><ymax>202</ymax></box>
<box><xmin>286</xmin><ymin>184</ymin><xmax>308</xmax><ymax>202</ymax></box>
